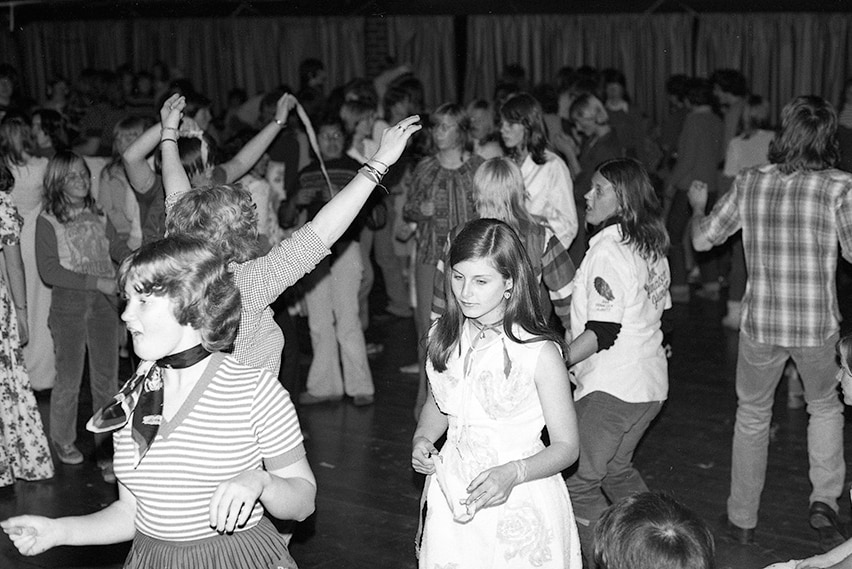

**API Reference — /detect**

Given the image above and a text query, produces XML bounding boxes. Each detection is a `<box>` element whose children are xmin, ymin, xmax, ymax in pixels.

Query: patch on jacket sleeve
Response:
<box><xmin>594</xmin><ymin>277</ymin><xmax>615</xmax><ymax>301</ymax></box>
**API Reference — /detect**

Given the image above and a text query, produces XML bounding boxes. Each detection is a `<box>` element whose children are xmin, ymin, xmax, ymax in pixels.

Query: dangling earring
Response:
<box><xmin>503</xmin><ymin>290</ymin><xmax>512</xmax><ymax>300</ymax></box>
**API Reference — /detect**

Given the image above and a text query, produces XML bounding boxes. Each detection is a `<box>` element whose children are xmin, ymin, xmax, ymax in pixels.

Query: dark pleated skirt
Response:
<box><xmin>123</xmin><ymin>517</ymin><xmax>297</xmax><ymax>569</ymax></box>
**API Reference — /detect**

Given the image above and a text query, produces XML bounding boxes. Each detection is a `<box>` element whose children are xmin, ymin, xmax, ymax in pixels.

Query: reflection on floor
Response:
<box><xmin>1</xmin><ymin>295</ymin><xmax>851</xmax><ymax>569</ymax></box>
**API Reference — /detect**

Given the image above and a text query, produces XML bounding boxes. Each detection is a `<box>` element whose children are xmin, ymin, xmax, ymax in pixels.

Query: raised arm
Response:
<box><xmin>159</xmin><ymin>94</ymin><xmax>191</xmax><ymax>197</ymax></box>
<box><xmin>218</xmin><ymin>93</ymin><xmax>297</xmax><ymax>184</ymax></box>
<box><xmin>122</xmin><ymin>120</ymin><xmax>160</xmax><ymax>195</ymax></box>
<box><xmin>311</xmin><ymin>115</ymin><xmax>422</xmax><ymax>248</ymax></box>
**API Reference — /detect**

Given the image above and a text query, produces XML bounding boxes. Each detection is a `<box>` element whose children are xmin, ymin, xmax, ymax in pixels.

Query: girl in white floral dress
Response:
<box><xmin>412</xmin><ymin>218</ymin><xmax>582</xmax><ymax>569</ymax></box>
<box><xmin>0</xmin><ymin>164</ymin><xmax>54</xmax><ymax>486</ymax></box>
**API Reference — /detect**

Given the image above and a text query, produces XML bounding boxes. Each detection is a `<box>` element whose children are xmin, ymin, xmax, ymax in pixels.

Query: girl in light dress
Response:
<box><xmin>412</xmin><ymin>218</ymin><xmax>582</xmax><ymax>569</ymax></box>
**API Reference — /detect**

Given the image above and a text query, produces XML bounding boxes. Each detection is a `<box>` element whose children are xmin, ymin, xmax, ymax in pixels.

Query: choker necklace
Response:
<box><xmin>156</xmin><ymin>344</ymin><xmax>212</xmax><ymax>369</ymax></box>
<box><xmin>470</xmin><ymin>319</ymin><xmax>503</xmax><ymax>340</ymax></box>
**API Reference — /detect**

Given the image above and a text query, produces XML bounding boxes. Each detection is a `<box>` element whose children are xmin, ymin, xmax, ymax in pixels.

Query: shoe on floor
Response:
<box><xmin>298</xmin><ymin>392</ymin><xmax>343</xmax><ymax>406</ymax></box>
<box><xmin>365</xmin><ymin>342</ymin><xmax>384</xmax><ymax>357</ymax></box>
<box><xmin>53</xmin><ymin>442</ymin><xmax>84</xmax><ymax>465</ymax></box>
<box><xmin>98</xmin><ymin>459</ymin><xmax>116</xmax><ymax>483</ymax></box>
<box><xmin>720</xmin><ymin>515</ymin><xmax>755</xmax><ymax>545</ymax></box>
<box><xmin>352</xmin><ymin>394</ymin><xmax>374</xmax><ymax>407</ymax></box>
<box><xmin>810</xmin><ymin>501</ymin><xmax>848</xmax><ymax>551</ymax></box>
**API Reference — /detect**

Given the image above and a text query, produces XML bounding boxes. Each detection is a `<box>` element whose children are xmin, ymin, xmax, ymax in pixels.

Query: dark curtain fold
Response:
<box><xmin>386</xmin><ymin>16</ymin><xmax>457</xmax><ymax>110</ymax></box>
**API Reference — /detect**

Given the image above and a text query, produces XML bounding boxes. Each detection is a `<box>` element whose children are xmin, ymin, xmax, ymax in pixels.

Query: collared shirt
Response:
<box><xmin>695</xmin><ymin>164</ymin><xmax>852</xmax><ymax>347</ymax></box>
<box><xmin>521</xmin><ymin>150</ymin><xmax>578</xmax><ymax>252</ymax></box>
<box><xmin>570</xmin><ymin>224</ymin><xmax>670</xmax><ymax>403</ymax></box>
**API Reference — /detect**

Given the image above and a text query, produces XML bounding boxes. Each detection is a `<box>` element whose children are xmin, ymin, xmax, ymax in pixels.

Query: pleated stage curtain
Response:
<box><xmin>464</xmin><ymin>13</ymin><xmax>695</xmax><ymax>124</ymax></box>
<box><xmin>386</xmin><ymin>15</ymin><xmax>457</xmax><ymax>110</ymax></box>
<box><xmin>3</xmin><ymin>17</ymin><xmax>365</xmax><ymax>108</ymax></box>
<box><xmin>695</xmin><ymin>13</ymin><xmax>852</xmax><ymax>121</ymax></box>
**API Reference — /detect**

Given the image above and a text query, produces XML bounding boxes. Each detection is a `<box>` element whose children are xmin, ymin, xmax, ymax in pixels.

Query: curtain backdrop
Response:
<box><xmin>386</xmin><ymin>16</ymin><xmax>457</xmax><ymax>109</ymax></box>
<box><xmin>695</xmin><ymin>13</ymin><xmax>852</xmax><ymax>121</ymax></box>
<box><xmin>3</xmin><ymin>17</ymin><xmax>365</xmax><ymax>109</ymax></box>
<box><xmin>2</xmin><ymin>13</ymin><xmax>851</xmax><ymax>124</ymax></box>
<box><xmin>465</xmin><ymin>14</ymin><xmax>695</xmax><ymax>124</ymax></box>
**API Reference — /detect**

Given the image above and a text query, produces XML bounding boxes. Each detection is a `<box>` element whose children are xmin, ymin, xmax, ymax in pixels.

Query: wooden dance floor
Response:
<box><xmin>2</xmin><ymin>292</ymin><xmax>851</xmax><ymax>568</ymax></box>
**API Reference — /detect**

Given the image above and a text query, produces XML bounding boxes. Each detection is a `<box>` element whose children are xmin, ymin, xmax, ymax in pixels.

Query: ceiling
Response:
<box><xmin>3</xmin><ymin>0</ymin><xmax>851</xmax><ymax>21</ymax></box>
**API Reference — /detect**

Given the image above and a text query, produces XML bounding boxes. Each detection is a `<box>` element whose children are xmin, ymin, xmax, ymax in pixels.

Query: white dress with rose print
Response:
<box><xmin>420</xmin><ymin>324</ymin><xmax>582</xmax><ymax>569</ymax></box>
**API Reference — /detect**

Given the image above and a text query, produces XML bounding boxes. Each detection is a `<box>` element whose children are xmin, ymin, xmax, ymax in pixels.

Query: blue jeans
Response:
<box><xmin>565</xmin><ymin>391</ymin><xmax>663</xmax><ymax>564</ymax></box>
<box><xmin>728</xmin><ymin>332</ymin><xmax>845</xmax><ymax>529</ymax></box>
<box><xmin>48</xmin><ymin>288</ymin><xmax>119</xmax><ymax>447</ymax></box>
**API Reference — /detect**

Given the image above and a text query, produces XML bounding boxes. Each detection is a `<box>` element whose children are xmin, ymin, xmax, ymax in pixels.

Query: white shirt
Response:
<box><xmin>570</xmin><ymin>224</ymin><xmax>671</xmax><ymax>403</ymax></box>
<box><xmin>521</xmin><ymin>150</ymin><xmax>578</xmax><ymax>251</ymax></box>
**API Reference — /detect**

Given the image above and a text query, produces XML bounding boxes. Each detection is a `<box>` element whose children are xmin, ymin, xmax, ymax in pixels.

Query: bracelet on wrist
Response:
<box><xmin>358</xmin><ymin>165</ymin><xmax>389</xmax><ymax>194</ymax></box>
<box><xmin>274</xmin><ymin>118</ymin><xmax>287</xmax><ymax>128</ymax></box>
<box><xmin>370</xmin><ymin>159</ymin><xmax>390</xmax><ymax>174</ymax></box>
<box><xmin>161</xmin><ymin>138</ymin><xmax>178</xmax><ymax>144</ymax></box>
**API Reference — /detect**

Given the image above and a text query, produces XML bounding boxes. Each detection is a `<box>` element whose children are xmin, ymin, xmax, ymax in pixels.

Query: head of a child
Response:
<box><xmin>316</xmin><ymin>116</ymin><xmax>346</xmax><ymax>161</ymax></box>
<box><xmin>594</xmin><ymin>492</ymin><xmax>715</xmax><ymax>569</ymax></box>
<box><xmin>112</xmin><ymin>115</ymin><xmax>147</xmax><ymax>158</ymax></box>
<box><xmin>339</xmin><ymin>100</ymin><xmax>376</xmax><ymax>139</ymax></box>
<box><xmin>43</xmin><ymin>150</ymin><xmax>96</xmax><ymax>222</ymax></box>
<box><xmin>176</xmin><ymin>132</ymin><xmax>220</xmax><ymax>187</ymax></box>
<box><xmin>473</xmin><ymin>157</ymin><xmax>530</xmax><ymax>228</ymax></box>
<box><xmin>166</xmin><ymin>184</ymin><xmax>263</xmax><ymax>265</ymax></box>
<box><xmin>0</xmin><ymin>116</ymin><xmax>35</xmax><ymax>166</ymax></box>
<box><xmin>0</xmin><ymin>163</ymin><xmax>13</xmax><ymax>194</ymax></box>
<box><xmin>119</xmin><ymin>235</ymin><xmax>241</xmax><ymax>355</ymax></box>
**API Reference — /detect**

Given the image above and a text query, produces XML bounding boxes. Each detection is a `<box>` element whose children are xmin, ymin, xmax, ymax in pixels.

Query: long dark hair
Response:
<box><xmin>427</xmin><ymin>218</ymin><xmax>564</xmax><ymax>372</ymax></box>
<box><xmin>43</xmin><ymin>150</ymin><xmax>98</xmax><ymax>222</ymax></box>
<box><xmin>596</xmin><ymin>158</ymin><xmax>670</xmax><ymax>262</ymax></box>
<box><xmin>768</xmin><ymin>95</ymin><xmax>839</xmax><ymax>174</ymax></box>
<box><xmin>498</xmin><ymin>93</ymin><xmax>549</xmax><ymax>165</ymax></box>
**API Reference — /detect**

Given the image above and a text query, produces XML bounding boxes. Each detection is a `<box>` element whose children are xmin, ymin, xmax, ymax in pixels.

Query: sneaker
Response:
<box><xmin>53</xmin><ymin>442</ymin><xmax>84</xmax><ymax>465</ymax></box>
<box><xmin>98</xmin><ymin>459</ymin><xmax>116</xmax><ymax>483</ymax></box>
<box><xmin>365</xmin><ymin>342</ymin><xmax>384</xmax><ymax>357</ymax></box>
<box><xmin>298</xmin><ymin>392</ymin><xmax>343</xmax><ymax>406</ymax></box>
<box><xmin>352</xmin><ymin>394</ymin><xmax>375</xmax><ymax>407</ymax></box>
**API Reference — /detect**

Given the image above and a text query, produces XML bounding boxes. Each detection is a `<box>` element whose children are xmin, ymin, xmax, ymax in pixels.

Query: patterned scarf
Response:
<box><xmin>88</xmin><ymin>344</ymin><xmax>211</xmax><ymax>467</ymax></box>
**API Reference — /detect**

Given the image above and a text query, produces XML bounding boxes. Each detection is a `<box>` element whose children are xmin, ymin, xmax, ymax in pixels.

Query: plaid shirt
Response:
<box><xmin>430</xmin><ymin>219</ymin><xmax>575</xmax><ymax>329</ymax></box>
<box><xmin>696</xmin><ymin>164</ymin><xmax>852</xmax><ymax>347</ymax></box>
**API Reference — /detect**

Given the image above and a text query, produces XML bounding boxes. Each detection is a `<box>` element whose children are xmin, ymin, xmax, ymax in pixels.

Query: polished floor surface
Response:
<box><xmin>2</xmin><ymin>291</ymin><xmax>851</xmax><ymax>568</ymax></box>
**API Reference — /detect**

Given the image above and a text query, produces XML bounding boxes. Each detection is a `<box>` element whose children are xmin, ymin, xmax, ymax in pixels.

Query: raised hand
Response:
<box><xmin>159</xmin><ymin>93</ymin><xmax>186</xmax><ymax>132</ymax></box>
<box><xmin>371</xmin><ymin>115</ymin><xmax>422</xmax><ymax>168</ymax></box>
<box><xmin>275</xmin><ymin>93</ymin><xmax>298</xmax><ymax>126</ymax></box>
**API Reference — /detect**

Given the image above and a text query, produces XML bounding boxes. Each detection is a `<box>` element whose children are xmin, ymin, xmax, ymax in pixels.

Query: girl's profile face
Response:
<box><xmin>63</xmin><ymin>161</ymin><xmax>91</xmax><ymax>204</ymax></box>
<box><xmin>499</xmin><ymin>120</ymin><xmax>526</xmax><ymax>150</ymax></box>
<box><xmin>585</xmin><ymin>171</ymin><xmax>620</xmax><ymax>226</ymax></box>
<box><xmin>450</xmin><ymin>256</ymin><xmax>512</xmax><ymax>324</ymax></box>
<box><xmin>121</xmin><ymin>282</ymin><xmax>201</xmax><ymax>361</ymax></box>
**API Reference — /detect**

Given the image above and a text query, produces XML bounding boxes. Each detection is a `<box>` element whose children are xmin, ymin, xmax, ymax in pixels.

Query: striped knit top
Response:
<box><xmin>113</xmin><ymin>354</ymin><xmax>306</xmax><ymax>541</ymax></box>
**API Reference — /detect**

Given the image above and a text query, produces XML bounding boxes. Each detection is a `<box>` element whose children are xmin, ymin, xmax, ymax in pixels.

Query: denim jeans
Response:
<box><xmin>727</xmin><ymin>332</ymin><xmax>845</xmax><ymax>529</ymax></box>
<box><xmin>304</xmin><ymin>242</ymin><xmax>374</xmax><ymax>398</ymax></box>
<box><xmin>48</xmin><ymin>288</ymin><xmax>118</xmax><ymax>447</ymax></box>
<box><xmin>565</xmin><ymin>391</ymin><xmax>663</xmax><ymax>565</ymax></box>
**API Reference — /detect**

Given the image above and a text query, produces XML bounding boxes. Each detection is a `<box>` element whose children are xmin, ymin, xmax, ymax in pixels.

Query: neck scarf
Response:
<box><xmin>88</xmin><ymin>344</ymin><xmax>211</xmax><ymax>467</ymax></box>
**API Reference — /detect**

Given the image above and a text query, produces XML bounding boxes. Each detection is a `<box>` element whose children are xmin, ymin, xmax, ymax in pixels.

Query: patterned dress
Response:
<box><xmin>420</xmin><ymin>324</ymin><xmax>582</xmax><ymax>569</ymax></box>
<box><xmin>0</xmin><ymin>192</ymin><xmax>54</xmax><ymax>486</ymax></box>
